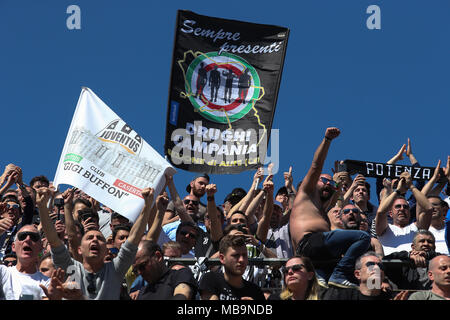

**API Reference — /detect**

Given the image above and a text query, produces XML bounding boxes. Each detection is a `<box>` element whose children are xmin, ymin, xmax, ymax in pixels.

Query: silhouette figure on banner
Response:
<box><xmin>195</xmin><ymin>63</ymin><xmax>208</xmax><ymax>98</ymax></box>
<box><xmin>208</xmin><ymin>65</ymin><xmax>221</xmax><ymax>103</ymax></box>
<box><xmin>238</xmin><ymin>68</ymin><xmax>251</xmax><ymax>104</ymax></box>
<box><xmin>221</xmin><ymin>67</ymin><xmax>236</xmax><ymax>103</ymax></box>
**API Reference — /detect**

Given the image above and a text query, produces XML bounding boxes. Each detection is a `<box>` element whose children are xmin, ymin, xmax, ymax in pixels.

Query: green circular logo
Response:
<box><xmin>185</xmin><ymin>52</ymin><xmax>261</xmax><ymax>124</ymax></box>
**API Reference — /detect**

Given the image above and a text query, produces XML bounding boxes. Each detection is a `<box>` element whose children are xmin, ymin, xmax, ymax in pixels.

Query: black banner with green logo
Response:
<box><xmin>164</xmin><ymin>10</ymin><xmax>289</xmax><ymax>174</ymax></box>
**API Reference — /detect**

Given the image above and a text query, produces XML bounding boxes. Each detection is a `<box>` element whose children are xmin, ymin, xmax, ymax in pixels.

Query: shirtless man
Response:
<box><xmin>290</xmin><ymin>127</ymin><xmax>371</xmax><ymax>288</ymax></box>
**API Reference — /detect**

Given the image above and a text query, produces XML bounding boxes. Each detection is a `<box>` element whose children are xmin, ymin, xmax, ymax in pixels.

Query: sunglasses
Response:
<box><xmin>320</xmin><ymin>177</ymin><xmax>338</xmax><ymax>189</ymax></box>
<box><xmin>283</xmin><ymin>263</ymin><xmax>306</xmax><ymax>274</ymax></box>
<box><xmin>17</xmin><ymin>231</ymin><xmax>40</xmax><ymax>242</ymax></box>
<box><xmin>342</xmin><ymin>208</ymin><xmax>361</xmax><ymax>215</ymax></box>
<box><xmin>394</xmin><ymin>204</ymin><xmax>409</xmax><ymax>210</ymax></box>
<box><xmin>365</xmin><ymin>261</ymin><xmax>384</xmax><ymax>271</ymax></box>
<box><xmin>183</xmin><ymin>199</ymin><xmax>199</xmax><ymax>206</ymax></box>
<box><xmin>178</xmin><ymin>230</ymin><xmax>198</xmax><ymax>239</ymax></box>
<box><xmin>6</xmin><ymin>204</ymin><xmax>20</xmax><ymax>210</ymax></box>
<box><xmin>3</xmin><ymin>259</ymin><xmax>17</xmax><ymax>266</ymax></box>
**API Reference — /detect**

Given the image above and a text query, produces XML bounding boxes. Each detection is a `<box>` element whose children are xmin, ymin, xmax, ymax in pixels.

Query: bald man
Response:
<box><xmin>409</xmin><ymin>255</ymin><xmax>450</xmax><ymax>300</ymax></box>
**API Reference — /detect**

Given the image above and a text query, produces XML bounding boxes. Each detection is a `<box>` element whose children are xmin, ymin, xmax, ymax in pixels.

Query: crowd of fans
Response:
<box><xmin>0</xmin><ymin>127</ymin><xmax>449</xmax><ymax>300</ymax></box>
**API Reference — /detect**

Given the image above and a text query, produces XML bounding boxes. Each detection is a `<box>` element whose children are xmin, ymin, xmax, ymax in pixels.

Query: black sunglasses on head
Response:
<box><xmin>17</xmin><ymin>231</ymin><xmax>40</xmax><ymax>242</ymax></box>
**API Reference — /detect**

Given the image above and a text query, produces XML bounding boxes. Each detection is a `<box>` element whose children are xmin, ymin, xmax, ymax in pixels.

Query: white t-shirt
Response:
<box><xmin>378</xmin><ymin>223</ymin><xmax>418</xmax><ymax>256</ymax></box>
<box><xmin>0</xmin><ymin>265</ymin><xmax>49</xmax><ymax>300</ymax></box>
<box><xmin>429</xmin><ymin>226</ymin><xmax>449</xmax><ymax>255</ymax></box>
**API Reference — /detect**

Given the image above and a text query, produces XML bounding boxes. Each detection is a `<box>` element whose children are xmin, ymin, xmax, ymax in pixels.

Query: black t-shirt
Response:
<box><xmin>199</xmin><ymin>271</ymin><xmax>265</xmax><ymax>300</ymax></box>
<box><xmin>195</xmin><ymin>228</ymin><xmax>220</xmax><ymax>258</ymax></box>
<box><xmin>321</xmin><ymin>285</ymin><xmax>395</xmax><ymax>300</ymax></box>
<box><xmin>137</xmin><ymin>268</ymin><xmax>198</xmax><ymax>300</ymax></box>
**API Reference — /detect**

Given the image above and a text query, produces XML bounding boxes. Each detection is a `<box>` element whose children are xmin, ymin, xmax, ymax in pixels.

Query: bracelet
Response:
<box><xmin>324</xmin><ymin>136</ymin><xmax>331</xmax><ymax>141</ymax></box>
<box><xmin>207</xmin><ymin>195</ymin><xmax>215</xmax><ymax>201</ymax></box>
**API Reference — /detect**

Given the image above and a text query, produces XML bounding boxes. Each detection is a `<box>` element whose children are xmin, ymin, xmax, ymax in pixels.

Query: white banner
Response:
<box><xmin>53</xmin><ymin>87</ymin><xmax>175</xmax><ymax>222</ymax></box>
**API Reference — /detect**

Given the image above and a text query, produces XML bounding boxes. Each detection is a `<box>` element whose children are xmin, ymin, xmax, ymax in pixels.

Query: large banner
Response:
<box><xmin>54</xmin><ymin>87</ymin><xmax>175</xmax><ymax>222</ymax></box>
<box><xmin>165</xmin><ymin>10</ymin><xmax>289</xmax><ymax>174</ymax></box>
<box><xmin>342</xmin><ymin>159</ymin><xmax>442</xmax><ymax>181</ymax></box>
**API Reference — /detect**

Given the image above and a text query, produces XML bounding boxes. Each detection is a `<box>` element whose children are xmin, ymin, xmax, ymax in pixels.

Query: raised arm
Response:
<box><xmin>375</xmin><ymin>177</ymin><xmax>408</xmax><ymax>236</ymax></box>
<box><xmin>420</xmin><ymin>160</ymin><xmax>443</xmax><ymax>197</ymax></box>
<box><xmin>146</xmin><ymin>193</ymin><xmax>169</xmax><ymax>242</ymax></box>
<box><xmin>403</xmin><ymin>170</ymin><xmax>433</xmax><ymax>230</ymax></box>
<box><xmin>299</xmin><ymin>127</ymin><xmax>340</xmax><ymax>195</ymax></box>
<box><xmin>256</xmin><ymin>175</ymin><xmax>274</xmax><ymax>243</ymax></box>
<box><xmin>165</xmin><ymin>174</ymin><xmax>193</xmax><ymax>223</ymax></box>
<box><xmin>37</xmin><ymin>187</ymin><xmax>65</xmax><ymax>249</ymax></box>
<box><xmin>205</xmin><ymin>184</ymin><xmax>223</xmax><ymax>242</ymax></box>
<box><xmin>225</xmin><ymin>167</ymin><xmax>262</xmax><ymax>220</ymax></box>
<box><xmin>127</xmin><ymin>188</ymin><xmax>154</xmax><ymax>246</ymax></box>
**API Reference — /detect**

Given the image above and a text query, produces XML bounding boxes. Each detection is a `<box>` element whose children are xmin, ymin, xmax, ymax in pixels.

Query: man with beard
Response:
<box><xmin>375</xmin><ymin>171</ymin><xmax>433</xmax><ymax>255</ymax></box>
<box><xmin>290</xmin><ymin>127</ymin><xmax>371</xmax><ymax>288</ymax></box>
<box><xmin>198</xmin><ymin>234</ymin><xmax>265</xmax><ymax>300</ymax></box>
<box><xmin>133</xmin><ymin>240</ymin><xmax>197</xmax><ymax>300</ymax></box>
<box><xmin>162</xmin><ymin>173</ymin><xmax>209</xmax><ymax>226</ymax></box>
<box><xmin>384</xmin><ymin>230</ymin><xmax>444</xmax><ymax>290</ymax></box>
<box><xmin>159</xmin><ymin>176</ymin><xmax>223</xmax><ymax>259</ymax></box>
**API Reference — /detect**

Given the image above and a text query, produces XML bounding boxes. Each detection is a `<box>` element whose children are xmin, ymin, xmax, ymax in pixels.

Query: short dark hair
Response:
<box><xmin>111</xmin><ymin>211</ymin><xmax>129</xmax><ymax>222</ymax></box>
<box><xmin>73</xmin><ymin>198</ymin><xmax>92</xmax><ymax>208</ymax></box>
<box><xmin>413</xmin><ymin>229</ymin><xmax>435</xmax><ymax>244</ymax></box>
<box><xmin>139</xmin><ymin>240</ymin><xmax>162</xmax><ymax>258</ymax></box>
<box><xmin>219</xmin><ymin>234</ymin><xmax>246</xmax><ymax>254</ymax></box>
<box><xmin>112</xmin><ymin>224</ymin><xmax>131</xmax><ymax>241</ymax></box>
<box><xmin>29</xmin><ymin>175</ymin><xmax>50</xmax><ymax>188</ymax></box>
<box><xmin>229</xmin><ymin>211</ymin><xmax>248</xmax><ymax>223</ymax></box>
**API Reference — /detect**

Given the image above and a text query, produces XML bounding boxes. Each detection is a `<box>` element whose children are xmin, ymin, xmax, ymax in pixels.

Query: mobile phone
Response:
<box><xmin>80</xmin><ymin>212</ymin><xmax>94</xmax><ymax>222</ymax></box>
<box><xmin>54</xmin><ymin>198</ymin><xmax>64</xmax><ymax>207</ymax></box>
<box><xmin>337</xmin><ymin>162</ymin><xmax>347</xmax><ymax>172</ymax></box>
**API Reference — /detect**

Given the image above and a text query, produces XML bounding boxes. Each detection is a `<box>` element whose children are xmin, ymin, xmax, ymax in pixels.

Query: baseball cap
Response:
<box><xmin>224</xmin><ymin>188</ymin><xmax>247</xmax><ymax>205</ymax></box>
<box><xmin>273</xmin><ymin>200</ymin><xmax>284</xmax><ymax>210</ymax></box>
<box><xmin>276</xmin><ymin>186</ymin><xmax>289</xmax><ymax>197</ymax></box>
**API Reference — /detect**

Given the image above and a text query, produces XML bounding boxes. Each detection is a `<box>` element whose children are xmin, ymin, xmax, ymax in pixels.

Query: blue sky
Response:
<box><xmin>1</xmin><ymin>0</ymin><xmax>448</xmax><ymax>204</ymax></box>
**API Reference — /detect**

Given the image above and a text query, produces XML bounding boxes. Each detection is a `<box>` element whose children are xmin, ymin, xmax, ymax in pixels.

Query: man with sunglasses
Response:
<box><xmin>290</xmin><ymin>127</ymin><xmax>371</xmax><ymax>288</ymax></box>
<box><xmin>322</xmin><ymin>252</ymin><xmax>408</xmax><ymax>300</ymax></box>
<box><xmin>38</xmin><ymin>186</ymin><xmax>155</xmax><ymax>300</ymax></box>
<box><xmin>0</xmin><ymin>224</ymin><xmax>56</xmax><ymax>300</ymax></box>
<box><xmin>0</xmin><ymin>165</ymin><xmax>35</xmax><ymax>260</ymax></box>
<box><xmin>375</xmin><ymin>171</ymin><xmax>434</xmax><ymax>255</ymax></box>
<box><xmin>133</xmin><ymin>240</ymin><xmax>197</xmax><ymax>300</ymax></box>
